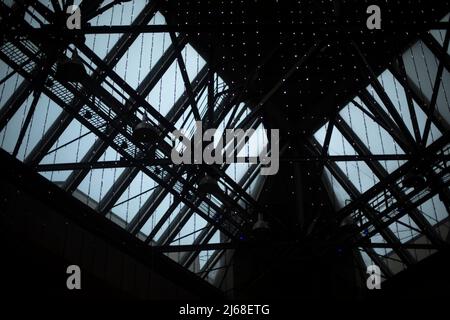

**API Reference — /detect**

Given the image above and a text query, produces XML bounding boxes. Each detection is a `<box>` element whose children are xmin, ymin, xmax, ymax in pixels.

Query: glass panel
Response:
<box><xmin>76</xmin><ymin>147</ymin><xmax>125</xmax><ymax>207</ymax></box>
<box><xmin>115</xmin><ymin>12</ymin><xmax>168</xmax><ymax>89</ymax></box>
<box><xmin>402</xmin><ymin>40</ymin><xmax>450</xmax><ymax>125</ymax></box>
<box><xmin>378</xmin><ymin>70</ymin><xmax>416</xmax><ymax>137</ymax></box>
<box><xmin>323</xmin><ymin>167</ymin><xmax>351</xmax><ymax>209</ymax></box>
<box><xmin>327</xmin><ymin>125</ymin><xmax>357</xmax><ymax>156</ymax></box>
<box><xmin>198</xmin><ymin>230</ymin><xmax>221</xmax><ymax>270</ymax></box>
<box><xmin>140</xmin><ymin>193</ymin><xmax>173</xmax><ymax>236</ymax></box>
<box><xmin>39</xmin><ymin>118</ymin><xmax>97</xmax><ymax>182</ymax></box>
<box><xmin>313</xmin><ymin>121</ymin><xmax>329</xmax><ymax>146</ymax></box>
<box><xmin>0</xmin><ymin>93</ymin><xmax>62</xmax><ymax>161</ymax></box>
<box><xmin>418</xmin><ymin>194</ymin><xmax>448</xmax><ymax>225</ymax></box>
<box><xmin>0</xmin><ymin>60</ymin><xmax>24</xmax><ymax>110</ymax></box>
<box><xmin>149</xmin><ymin>203</ymin><xmax>183</xmax><ymax>242</ymax></box>
<box><xmin>430</xmin><ymin>13</ymin><xmax>450</xmax><ymax>54</ymax></box>
<box><xmin>146</xmin><ymin>57</ymin><xmax>183</xmax><ymax>117</ymax></box>
<box><xmin>388</xmin><ymin>215</ymin><xmax>420</xmax><ymax>244</ymax></box>
<box><xmin>24</xmin><ymin>5</ymin><xmax>46</xmax><ymax>27</ymax></box>
<box><xmin>184</xmin><ymin>44</ymin><xmax>206</xmax><ymax>82</ymax></box>
<box><xmin>110</xmin><ymin>171</ymin><xmax>156</xmax><ymax>224</ymax></box>
<box><xmin>170</xmin><ymin>213</ymin><xmax>208</xmax><ymax>245</ymax></box>
<box><xmin>410</xmin><ymin>100</ymin><xmax>442</xmax><ymax>146</ymax></box>
<box><xmin>341</xmin><ymin>100</ymin><xmax>405</xmax><ymax>173</ymax></box>
<box><xmin>370</xmin><ymin>233</ymin><xmax>391</xmax><ymax>256</ymax></box>
<box><xmin>336</xmin><ymin>160</ymin><xmax>378</xmax><ymax>194</ymax></box>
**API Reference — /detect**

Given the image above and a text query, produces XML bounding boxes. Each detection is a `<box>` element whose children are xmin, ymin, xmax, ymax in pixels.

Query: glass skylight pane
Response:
<box><xmin>313</xmin><ymin>122</ymin><xmax>329</xmax><ymax>147</ymax></box>
<box><xmin>323</xmin><ymin>167</ymin><xmax>351</xmax><ymax>209</ymax></box>
<box><xmin>187</xmin><ymin>230</ymin><xmax>221</xmax><ymax>271</ymax></box>
<box><xmin>170</xmin><ymin>213</ymin><xmax>208</xmax><ymax>246</ymax></box>
<box><xmin>40</xmin><ymin>118</ymin><xmax>97</xmax><ymax>167</ymax></box>
<box><xmin>430</xmin><ymin>13</ymin><xmax>450</xmax><ymax>52</ymax></box>
<box><xmin>76</xmin><ymin>147</ymin><xmax>124</xmax><ymax>207</ymax></box>
<box><xmin>327</xmin><ymin>125</ymin><xmax>357</xmax><ymax>156</ymax></box>
<box><xmin>183</xmin><ymin>44</ymin><xmax>206</xmax><ymax>82</ymax></box>
<box><xmin>370</xmin><ymin>233</ymin><xmax>391</xmax><ymax>256</ymax></box>
<box><xmin>359</xmin><ymin>250</ymin><xmax>375</xmax><ymax>268</ymax></box>
<box><xmin>226</xmin><ymin>162</ymin><xmax>250</xmax><ymax>184</ymax></box>
<box><xmin>114</xmin><ymin>12</ymin><xmax>168</xmax><ymax>89</ymax></box>
<box><xmin>0</xmin><ymin>95</ymin><xmax>32</xmax><ymax>157</ymax></box>
<box><xmin>418</xmin><ymin>194</ymin><xmax>448</xmax><ymax>225</ymax></box>
<box><xmin>86</xmin><ymin>34</ymin><xmax>122</xmax><ymax>61</ymax></box>
<box><xmin>0</xmin><ymin>92</ymin><xmax>62</xmax><ymax>161</ymax></box>
<box><xmin>21</xmin><ymin>95</ymin><xmax>63</xmax><ymax>161</ymax></box>
<box><xmin>24</xmin><ymin>5</ymin><xmax>45</xmax><ymax>27</ymax></box>
<box><xmin>341</xmin><ymin>101</ymin><xmax>405</xmax><ymax>173</ymax></box>
<box><xmin>83</xmin><ymin>1</ymin><xmax>149</xmax><ymax>60</ymax></box>
<box><xmin>111</xmin><ymin>171</ymin><xmax>156</xmax><ymax>224</ymax></box>
<box><xmin>388</xmin><ymin>215</ymin><xmax>420</xmax><ymax>244</ymax></box>
<box><xmin>336</xmin><ymin>160</ymin><xmax>378</xmax><ymax>194</ymax></box>
<box><xmin>378</xmin><ymin>70</ymin><xmax>416</xmax><ymax>137</ymax></box>
<box><xmin>150</xmin><ymin>204</ymin><xmax>183</xmax><ymax>242</ymax></box>
<box><xmin>90</xmin><ymin>0</ymin><xmax>147</xmax><ymax>27</ymax></box>
<box><xmin>139</xmin><ymin>193</ymin><xmax>173</xmax><ymax>236</ymax></box>
<box><xmin>0</xmin><ymin>61</ymin><xmax>24</xmax><ymax>111</ymax></box>
<box><xmin>409</xmin><ymin>100</ymin><xmax>443</xmax><ymax>146</ymax></box>
<box><xmin>402</xmin><ymin>40</ymin><xmax>450</xmax><ymax>125</ymax></box>
<box><xmin>147</xmin><ymin>58</ymin><xmax>184</xmax><ymax>117</ymax></box>
<box><xmin>75</xmin><ymin>168</ymin><xmax>118</xmax><ymax>209</ymax></box>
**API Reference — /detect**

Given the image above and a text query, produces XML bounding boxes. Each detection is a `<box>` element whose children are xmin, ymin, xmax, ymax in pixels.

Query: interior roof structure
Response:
<box><xmin>1</xmin><ymin>0</ymin><xmax>450</xmax><ymax>289</ymax></box>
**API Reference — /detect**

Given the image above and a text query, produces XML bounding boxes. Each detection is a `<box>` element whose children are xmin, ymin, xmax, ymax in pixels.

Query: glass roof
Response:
<box><xmin>1</xmin><ymin>0</ymin><xmax>448</xmax><ymax>289</ymax></box>
<box><xmin>313</xmin><ymin>22</ymin><xmax>450</xmax><ymax>278</ymax></box>
<box><xmin>0</xmin><ymin>1</ymin><xmax>269</xmax><ymax>287</ymax></box>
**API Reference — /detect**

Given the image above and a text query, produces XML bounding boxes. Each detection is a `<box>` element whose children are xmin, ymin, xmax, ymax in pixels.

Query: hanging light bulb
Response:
<box><xmin>198</xmin><ymin>174</ymin><xmax>221</xmax><ymax>195</ymax></box>
<box><xmin>403</xmin><ymin>172</ymin><xmax>426</xmax><ymax>189</ymax></box>
<box><xmin>55</xmin><ymin>50</ymin><xmax>87</xmax><ymax>83</ymax></box>
<box><xmin>132</xmin><ymin>113</ymin><xmax>160</xmax><ymax>144</ymax></box>
<box><xmin>252</xmin><ymin>213</ymin><xmax>270</xmax><ymax>232</ymax></box>
<box><xmin>252</xmin><ymin>213</ymin><xmax>270</xmax><ymax>241</ymax></box>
